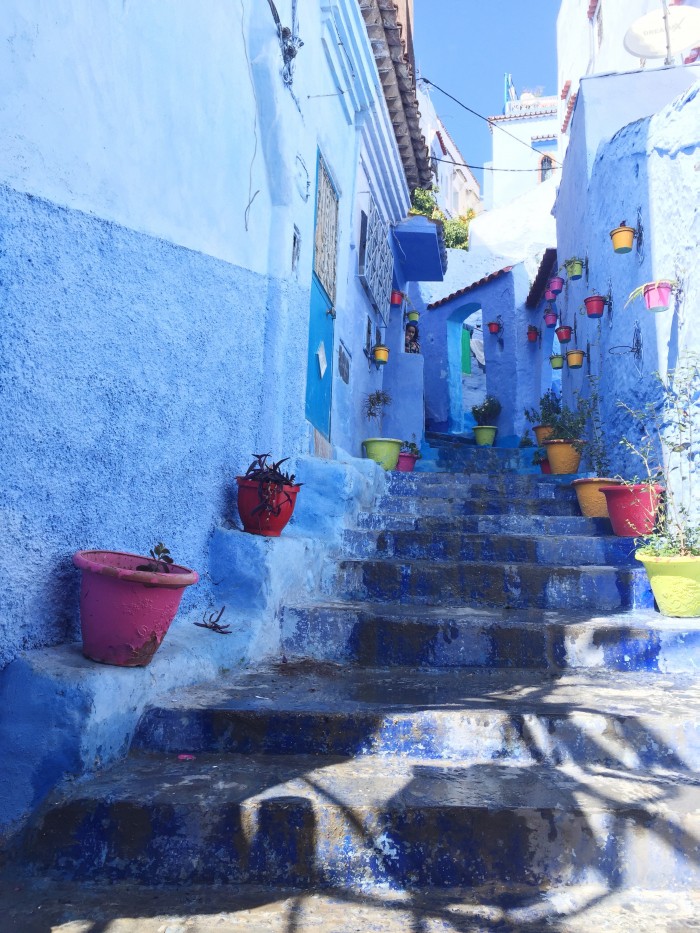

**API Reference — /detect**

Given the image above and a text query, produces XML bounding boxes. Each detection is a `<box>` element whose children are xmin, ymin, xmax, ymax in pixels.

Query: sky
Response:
<box><xmin>413</xmin><ymin>0</ymin><xmax>562</xmax><ymax>189</ymax></box>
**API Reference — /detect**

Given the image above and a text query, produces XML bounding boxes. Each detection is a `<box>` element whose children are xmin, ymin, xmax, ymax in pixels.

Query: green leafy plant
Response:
<box><xmin>471</xmin><ymin>395</ymin><xmax>501</xmax><ymax>426</ymax></box>
<box><xmin>618</xmin><ymin>357</ymin><xmax>700</xmax><ymax>556</ymax></box>
<box><xmin>401</xmin><ymin>436</ymin><xmax>421</xmax><ymax>458</ymax></box>
<box><xmin>410</xmin><ymin>188</ymin><xmax>473</xmax><ymax>251</ymax></box>
<box><xmin>136</xmin><ymin>542</ymin><xmax>174</xmax><ymax>574</ymax></box>
<box><xmin>547</xmin><ymin>399</ymin><xmax>587</xmax><ymax>444</ymax></box>
<box><xmin>524</xmin><ymin>389</ymin><xmax>561</xmax><ymax>428</ymax></box>
<box><xmin>243</xmin><ymin>453</ymin><xmax>301</xmax><ymax>517</ymax></box>
<box><xmin>625</xmin><ymin>279</ymin><xmax>677</xmax><ymax>307</ymax></box>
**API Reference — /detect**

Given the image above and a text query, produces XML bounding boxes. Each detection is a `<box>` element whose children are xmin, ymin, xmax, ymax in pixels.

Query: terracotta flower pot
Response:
<box><xmin>610</xmin><ymin>225</ymin><xmax>635</xmax><ymax>254</ymax></box>
<box><xmin>543</xmin><ymin>439</ymin><xmax>583</xmax><ymax>474</ymax></box>
<box><xmin>73</xmin><ymin>550</ymin><xmax>199</xmax><ymax>667</ymax></box>
<box><xmin>600</xmin><ymin>484</ymin><xmax>663</xmax><ymax>537</ymax></box>
<box><xmin>533</xmin><ymin>424</ymin><xmax>554</xmax><ymax>446</ymax></box>
<box><xmin>572</xmin><ymin>477</ymin><xmax>621</xmax><ymax>518</ymax></box>
<box><xmin>644</xmin><ymin>282</ymin><xmax>672</xmax><ymax>312</ymax></box>
<box><xmin>584</xmin><ymin>295</ymin><xmax>605</xmax><ymax>318</ymax></box>
<box><xmin>555</xmin><ymin>325</ymin><xmax>572</xmax><ymax>344</ymax></box>
<box><xmin>236</xmin><ymin>477</ymin><xmax>301</xmax><ymax>536</ymax></box>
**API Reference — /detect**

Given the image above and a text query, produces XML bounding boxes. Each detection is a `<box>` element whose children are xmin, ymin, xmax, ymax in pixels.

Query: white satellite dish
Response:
<box><xmin>624</xmin><ymin>4</ymin><xmax>700</xmax><ymax>59</ymax></box>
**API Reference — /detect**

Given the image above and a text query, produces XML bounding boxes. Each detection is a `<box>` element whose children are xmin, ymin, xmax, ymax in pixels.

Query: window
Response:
<box><xmin>314</xmin><ymin>157</ymin><xmax>339</xmax><ymax>302</ymax></box>
<box><xmin>540</xmin><ymin>155</ymin><xmax>554</xmax><ymax>182</ymax></box>
<box><xmin>357</xmin><ymin>196</ymin><xmax>394</xmax><ymax>325</ymax></box>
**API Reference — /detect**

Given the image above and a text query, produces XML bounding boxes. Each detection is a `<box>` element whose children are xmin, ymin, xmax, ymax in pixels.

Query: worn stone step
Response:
<box><xmin>355</xmin><ymin>511</ymin><xmax>612</xmax><ymax>536</ymax></box>
<box><xmin>3</xmin><ymin>874</ymin><xmax>700</xmax><ymax>933</ymax></box>
<box><xmin>376</xmin><ymin>494</ymin><xmax>581</xmax><ymax>517</ymax></box>
<box><xmin>330</xmin><ymin>557</ymin><xmax>653</xmax><ymax>611</ymax></box>
<box><xmin>386</xmin><ymin>472</ymin><xmax>577</xmax><ymax>498</ymax></box>
<box><xmin>341</xmin><ymin>529</ymin><xmax>636</xmax><ymax>566</ymax></box>
<box><xmin>281</xmin><ymin>602</ymin><xmax>700</xmax><ymax>673</ymax></box>
<box><xmin>24</xmin><ymin>752</ymin><xmax>700</xmax><ymax>889</ymax></box>
<box><xmin>131</xmin><ymin>666</ymin><xmax>700</xmax><ymax>770</ymax></box>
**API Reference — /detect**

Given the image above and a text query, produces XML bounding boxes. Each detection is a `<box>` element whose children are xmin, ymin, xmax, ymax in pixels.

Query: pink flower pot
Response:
<box><xmin>644</xmin><ymin>282</ymin><xmax>672</xmax><ymax>312</ymax></box>
<box><xmin>544</xmin><ymin>289</ymin><xmax>556</xmax><ymax>301</ymax></box>
<box><xmin>544</xmin><ymin>311</ymin><xmax>557</xmax><ymax>328</ymax></box>
<box><xmin>584</xmin><ymin>295</ymin><xmax>606</xmax><ymax>318</ymax></box>
<box><xmin>527</xmin><ymin>328</ymin><xmax>539</xmax><ymax>343</ymax></box>
<box><xmin>396</xmin><ymin>452</ymin><xmax>418</xmax><ymax>472</ymax></box>
<box><xmin>600</xmin><ymin>484</ymin><xmax>664</xmax><ymax>537</ymax></box>
<box><xmin>549</xmin><ymin>276</ymin><xmax>564</xmax><ymax>295</ymax></box>
<box><xmin>73</xmin><ymin>550</ymin><xmax>199</xmax><ymax>667</ymax></box>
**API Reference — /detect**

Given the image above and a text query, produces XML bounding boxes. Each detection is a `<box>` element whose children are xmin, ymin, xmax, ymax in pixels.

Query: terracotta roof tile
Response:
<box><xmin>427</xmin><ymin>266</ymin><xmax>513</xmax><ymax>310</ymax></box>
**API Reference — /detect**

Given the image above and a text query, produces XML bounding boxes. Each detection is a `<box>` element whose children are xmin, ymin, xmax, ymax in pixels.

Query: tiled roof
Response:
<box><xmin>435</xmin><ymin>130</ymin><xmax>448</xmax><ymax>155</ymax></box>
<box><xmin>531</xmin><ymin>133</ymin><xmax>557</xmax><ymax>141</ymax></box>
<box><xmin>560</xmin><ymin>80</ymin><xmax>571</xmax><ymax>100</ymax></box>
<box><xmin>561</xmin><ymin>92</ymin><xmax>578</xmax><ymax>134</ymax></box>
<box><xmin>427</xmin><ymin>266</ymin><xmax>513</xmax><ymax>310</ymax></box>
<box><xmin>526</xmin><ymin>248</ymin><xmax>558</xmax><ymax>309</ymax></box>
<box><xmin>587</xmin><ymin>1</ymin><xmax>598</xmax><ymax>19</ymax></box>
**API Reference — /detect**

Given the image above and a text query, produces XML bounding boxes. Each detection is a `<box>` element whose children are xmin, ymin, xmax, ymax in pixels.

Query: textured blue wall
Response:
<box><xmin>0</xmin><ymin>184</ymin><xmax>310</xmax><ymax>668</ymax></box>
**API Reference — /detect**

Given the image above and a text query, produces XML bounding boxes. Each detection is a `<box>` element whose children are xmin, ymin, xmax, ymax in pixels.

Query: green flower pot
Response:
<box><xmin>636</xmin><ymin>554</ymin><xmax>700</xmax><ymax>617</ymax></box>
<box><xmin>473</xmin><ymin>426</ymin><xmax>497</xmax><ymax>447</ymax></box>
<box><xmin>362</xmin><ymin>437</ymin><xmax>402</xmax><ymax>470</ymax></box>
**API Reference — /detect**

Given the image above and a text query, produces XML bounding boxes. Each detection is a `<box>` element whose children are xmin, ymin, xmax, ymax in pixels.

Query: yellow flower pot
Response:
<box><xmin>571</xmin><ymin>477</ymin><xmax>620</xmax><ymax>518</ymax></box>
<box><xmin>566</xmin><ymin>349</ymin><xmax>585</xmax><ymax>369</ymax></box>
<box><xmin>636</xmin><ymin>554</ymin><xmax>700</xmax><ymax>617</ymax></box>
<box><xmin>362</xmin><ymin>438</ymin><xmax>402</xmax><ymax>470</ymax></box>
<box><xmin>610</xmin><ymin>225</ymin><xmax>635</xmax><ymax>254</ymax></box>
<box><xmin>533</xmin><ymin>424</ymin><xmax>554</xmax><ymax>446</ymax></box>
<box><xmin>543</xmin><ymin>439</ymin><xmax>582</xmax><ymax>474</ymax></box>
<box><xmin>372</xmin><ymin>345</ymin><xmax>389</xmax><ymax>365</ymax></box>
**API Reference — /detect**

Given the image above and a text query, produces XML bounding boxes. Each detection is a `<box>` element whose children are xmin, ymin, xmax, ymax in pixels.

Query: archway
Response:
<box><xmin>446</xmin><ymin>302</ymin><xmax>485</xmax><ymax>432</ymax></box>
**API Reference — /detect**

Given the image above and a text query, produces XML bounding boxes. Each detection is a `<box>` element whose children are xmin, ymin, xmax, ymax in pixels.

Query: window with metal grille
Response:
<box><xmin>358</xmin><ymin>197</ymin><xmax>393</xmax><ymax>325</ymax></box>
<box><xmin>314</xmin><ymin>157</ymin><xmax>339</xmax><ymax>303</ymax></box>
<box><xmin>540</xmin><ymin>155</ymin><xmax>553</xmax><ymax>182</ymax></box>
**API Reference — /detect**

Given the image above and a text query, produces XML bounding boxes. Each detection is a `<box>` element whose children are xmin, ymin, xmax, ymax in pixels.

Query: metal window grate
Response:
<box><xmin>358</xmin><ymin>197</ymin><xmax>393</xmax><ymax>325</ymax></box>
<box><xmin>314</xmin><ymin>158</ymin><xmax>339</xmax><ymax>302</ymax></box>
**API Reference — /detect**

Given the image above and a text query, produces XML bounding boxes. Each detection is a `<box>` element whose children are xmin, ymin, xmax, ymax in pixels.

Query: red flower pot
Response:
<box><xmin>600</xmin><ymin>484</ymin><xmax>664</xmax><ymax>537</ymax></box>
<box><xmin>549</xmin><ymin>276</ymin><xmax>564</xmax><ymax>295</ymax></box>
<box><xmin>555</xmin><ymin>325</ymin><xmax>572</xmax><ymax>344</ymax></box>
<box><xmin>544</xmin><ymin>311</ymin><xmax>557</xmax><ymax>328</ymax></box>
<box><xmin>527</xmin><ymin>327</ymin><xmax>539</xmax><ymax>343</ymax></box>
<box><xmin>540</xmin><ymin>459</ymin><xmax>551</xmax><ymax>475</ymax></box>
<box><xmin>236</xmin><ymin>477</ymin><xmax>301</xmax><ymax>537</ymax></box>
<box><xmin>487</xmin><ymin>321</ymin><xmax>501</xmax><ymax>335</ymax></box>
<box><xmin>390</xmin><ymin>290</ymin><xmax>403</xmax><ymax>306</ymax></box>
<box><xmin>73</xmin><ymin>550</ymin><xmax>199</xmax><ymax>667</ymax></box>
<box><xmin>396</xmin><ymin>452</ymin><xmax>418</xmax><ymax>472</ymax></box>
<box><xmin>584</xmin><ymin>295</ymin><xmax>606</xmax><ymax>318</ymax></box>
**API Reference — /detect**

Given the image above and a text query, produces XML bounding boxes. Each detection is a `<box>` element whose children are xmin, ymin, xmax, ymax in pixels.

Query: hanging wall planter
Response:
<box><xmin>527</xmin><ymin>325</ymin><xmax>539</xmax><ymax>343</ymax></box>
<box><xmin>643</xmin><ymin>281</ymin><xmax>673</xmax><ymax>312</ymax></box>
<box><xmin>544</xmin><ymin>309</ymin><xmax>557</xmax><ymax>328</ymax></box>
<box><xmin>563</xmin><ymin>258</ymin><xmax>584</xmax><ymax>281</ymax></box>
<box><xmin>487</xmin><ymin>320</ymin><xmax>502</xmax><ymax>335</ymax></box>
<box><xmin>566</xmin><ymin>349</ymin><xmax>585</xmax><ymax>369</ymax></box>
<box><xmin>372</xmin><ymin>344</ymin><xmax>390</xmax><ymax>365</ymax></box>
<box><xmin>555</xmin><ymin>325</ymin><xmax>572</xmax><ymax>344</ymax></box>
<box><xmin>549</xmin><ymin>276</ymin><xmax>564</xmax><ymax>295</ymax></box>
<box><xmin>610</xmin><ymin>223</ymin><xmax>636</xmax><ymax>254</ymax></box>
<box><xmin>550</xmin><ymin>354</ymin><xmax>564</xmax><ymax>370</ymax></box>
<box><xmin>584</xmin><ymin>295</ymin><xmax>606</xmax><ymax>318</ymax></box>
<box><xmin>390</xmin><ymin>290</ymin><xmax>404</xmax><ymax>306</ymax></box>
<box><xmin>544</xmin><ymin>289</ymin><xmax>556</xmax><ymax>301</ymax></box>
<box><xmin>406</xmin><ymin>310</ymin><xmax>420</xmax><ymax>323</ymax></box>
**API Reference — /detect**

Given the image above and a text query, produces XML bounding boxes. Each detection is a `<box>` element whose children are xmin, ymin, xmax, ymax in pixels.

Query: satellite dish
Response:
<box><xmin>624</xmin><ymin>4</ymin><xmax>700</xmax><ymax>59</ymax></box>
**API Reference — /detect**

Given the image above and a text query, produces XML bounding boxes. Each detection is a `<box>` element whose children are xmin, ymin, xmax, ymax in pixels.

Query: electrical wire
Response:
<box><xmin>422</xmin><ymin>77</ymin><xmax>562</xmax><ymax>166</ymax></box>
<box><xmin>433</xmin><ymin>155</ymin><xmax>558</xmax><ymax>174</ymax></box>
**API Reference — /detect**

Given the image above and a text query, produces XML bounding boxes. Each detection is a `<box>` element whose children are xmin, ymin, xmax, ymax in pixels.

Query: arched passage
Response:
<box><xmin>446</xmin><ymin>301</ymin><xmax>484</xmax><ymax>432</ymax></box>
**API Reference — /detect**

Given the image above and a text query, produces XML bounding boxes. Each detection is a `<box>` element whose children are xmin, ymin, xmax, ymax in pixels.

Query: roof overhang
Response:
<box><xmin>525</xmin><ymin>248</ymin><xmax>558</xmax><ymax>308</ymax></box>
<box><xmin>393</xmin><ymin>214</ymin><xmax>447</xmax><ymax>282</ymax></box>
<box><xmin>427</xmin><ymin>266</ymin><xmax>514</xmax><ymax>310</ymax></box>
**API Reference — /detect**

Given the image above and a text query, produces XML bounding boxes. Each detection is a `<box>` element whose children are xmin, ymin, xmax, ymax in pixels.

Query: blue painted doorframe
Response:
<box><xmin>305</xmin><ymin>154</ymin><xmax>337</xmax><ymax>440</ymax></box>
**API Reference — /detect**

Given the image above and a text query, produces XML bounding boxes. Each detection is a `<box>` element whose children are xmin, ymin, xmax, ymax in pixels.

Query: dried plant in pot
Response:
<box><xmin>571</xmin><ymin>378</ymin><xmax>621</xmax><ymax>518</ymax></box>
<box><xmin>362</xmin><ymin>390</ymin><xmax>401</xmax><ymax>469</ymax></box>
<box><xmin>524</xmin><ymin>389</ymin><xmax>561</xmax><ymax>446</ymax></box>
<box><xmin>543</xmin><ymin>401</ymin><xmax>587</xmax><ymax>475</ymax></box>
<box><xmin>471</xmin><ymin>395</ymin><xmax>501</xmax><ymax>446</ymax></box>
<box><xmin>236</xmin><ymin>453</ymin><xmax>302</xmax><ymax>537</ymax></box>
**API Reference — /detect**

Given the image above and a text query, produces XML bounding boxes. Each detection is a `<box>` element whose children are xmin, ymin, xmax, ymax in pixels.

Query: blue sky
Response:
<box><xmin>413</xmin><ymin>0</ymin><xmax>562</xmax><ymax>188</ymax></box>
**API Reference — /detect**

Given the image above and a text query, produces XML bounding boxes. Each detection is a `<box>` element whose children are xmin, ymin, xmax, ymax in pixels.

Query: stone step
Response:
<box><xmin>375</xmin><ymin>494</ymin><xmax>581</xmax><ymax>517</ymax></box>
<box><xmin>386</xmin><ymin>472</ymin><xmax>578</xmax><ymax>498</ymax></box>
<box><xmin>330</xmin><ymin>557</ymin><xmax>653</xmax><ymax>611</ymax></box>
<box><xmin>280</xmin><ymin>602</ymin><xmax>700</xmax><ymax>673</ymax></box>
<box><xmin>3</xmin><ymin>875</ymin><xmax>700</xmax><ymax>933</ymax></box>
<box><xmin>355</xmin><ymin>511</ymin><xmax>612</xmax><ymax>536</ymax></box>
<box><xmin>25</xmin><ymin>752</ymin><xmax>700</xmax><ymax>889</ymax></box>
<box><xmin>341</xmin><ymin>529</ymin><xmax>636</xmax><ymax>566</ymax></box>
<box><xmin>131</xmin><ymin>666</ymin><xmax>700</xmax><ymax>771</ymax></box>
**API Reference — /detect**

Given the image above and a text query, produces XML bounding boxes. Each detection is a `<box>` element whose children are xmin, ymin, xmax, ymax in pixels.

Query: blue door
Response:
<box><xmin>305</xmin><ymin>155</ymin><xmax>338</xmax><ymax>440</ymax></box>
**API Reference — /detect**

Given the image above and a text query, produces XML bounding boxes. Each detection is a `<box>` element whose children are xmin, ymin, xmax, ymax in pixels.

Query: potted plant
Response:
<box><xmin>605</xmin><ymin>362</ymin><xmax>700</xmax><ymax>610</ymax></box>
<box><xmin>563</xmin><ymin>257</ymin><xmax>584</xmax><ymax>281</ymax></box>
<box><xmin>571</xmin><ymin>381</ymin><xmax>622</xmax><ymax>518</ymax></box>
<box><xmin>610</xmin><ymin>221</ymin><xmax>636</xmax><ymax>254</ymax></box>
<box><xmin>471</xmin><ymin>395</ymin><xmax>501</xmax><ymax>446</ymax></box>
<box><xmin>72</xmin><ymin>543</ymin><xmax>199</xmax><ymax>667</ymax></box>
<box><xmin>362</xmin><ymin>390</ymin><xmax>402</xmax><ymax>469</ymax></box>
<box><xmin>626</xmin><ymin>280</ymin><xmax>676</xmax><ymax>313</ymax></box>
<box><xmin>543</xmin><ymin>308</ymin><xmax>557</xmax><ymax>328</ymax></box>
<box><xmin>555</xmin><ymin>324</ymin><xmax>572</xmax><ymax>344</ymax></box>
<box><xmin>524</xmin><ymin>388</ymin><xmax>561</xmax><ymax>446</ymax></box>
<box><xmin>544</xmin><ymin>288</ymin><xmax>556</xmax><ymax>301</ymax></box>
<box><xmin>487</xmin><ymin>320</ymin><xmax>502</xmax><ymax>335</ymax></box>
<box><xmin>533</xmin><ymin>448</ymin><xmax>551</xmax><ymax>474</ymax></box>
<box><xmin>527</xmin><ymin>325</ymin><xmax>540</xmax><ymax>343</ymax></box>
<box><xmin>583</xmin><ymin>294</ymin><xmax>606</xmax><ymax>318</ymax></box>
<box><xmin>390</xmin><ymin>289</ymin><xmax>404</xmax><ymax>306</ymax></box>
<box><xmin>236</xmin><ymin>453</ymin><xmax>302</xmax><ymax>537</ymax></box>
<box><xmin>543</xmin><ymin>400</ymin><xmax>587</xmax><ymax>474</ymax></box>
<box><xmin>549</xmin><ymin>275</ymin><xmax>564</xmax><ymax>295</ymax></box>
<box><xmin>397</xmin><ymin>438</ymin><xmax>422</xmax><ymax>472</ymax></box>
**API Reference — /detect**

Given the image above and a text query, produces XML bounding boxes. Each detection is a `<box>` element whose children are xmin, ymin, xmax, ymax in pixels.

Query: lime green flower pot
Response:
<box><xmin>362</xmin><ymin>437</ymin><xmax>402</xmax><ymax>470</ymax></box>
<box><xmin>636</xmin><ymin>554</ymin><xmax>700</xmax><ymax>617</ymax></box>
<box><xmin>473</xmin><ymin>426</ymin><xmax>497</xmax><ymax>446</ymax></box>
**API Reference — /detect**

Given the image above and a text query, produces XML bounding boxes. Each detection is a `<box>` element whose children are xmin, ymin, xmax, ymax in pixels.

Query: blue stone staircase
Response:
<box><xmin>11</xmin><ymin>434</ymin><xmax>700</xmax><ymax>927</ymax></box>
